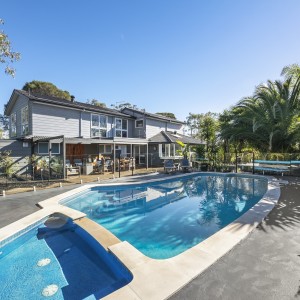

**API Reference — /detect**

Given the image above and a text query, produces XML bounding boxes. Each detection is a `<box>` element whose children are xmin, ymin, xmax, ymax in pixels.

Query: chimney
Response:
<box><xmin>71</xmin><ymin>95</ymin><xmax>75</xmax><ymax>102</ymax></box>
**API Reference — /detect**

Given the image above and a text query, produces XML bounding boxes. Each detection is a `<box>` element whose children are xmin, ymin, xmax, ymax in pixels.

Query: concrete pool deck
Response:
<box><xmin>0</xmin><ymin>173</ymin><xmax>297</xmax><ymax>299</ymax></box>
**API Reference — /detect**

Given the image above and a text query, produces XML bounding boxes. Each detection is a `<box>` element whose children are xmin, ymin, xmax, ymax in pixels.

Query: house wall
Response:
<box><xmin>166</xmin><ymin>122</ymin><xmax>184</xmax><ymax>134</ymax></box>
<box><xmin>145</xmin><ymin>118</ymin><xmax>183</xmax><ymax>138</ymax></box>
<box><xmin>121</xmin><ymin>108</ymin><xmax>184</xmax><ymax>138</ymax></box>
<box><xmin>0</xmin><ymin>139</ymin><xmax>32</xmax><ymax>174</ymax></box>
<box><xmin>146</xmin><ymin>119</ymin><xmax>166</xmax><ymax>138</ymax></box>
<box><xmin>31</xmin><ymin>103</ymin><xmax>134</xmax><ymax>139</ymax></box>
<box><xmin>32</xmin><ymin>103</ymin><xmax>81</xmax><ymax>137</ymax></box>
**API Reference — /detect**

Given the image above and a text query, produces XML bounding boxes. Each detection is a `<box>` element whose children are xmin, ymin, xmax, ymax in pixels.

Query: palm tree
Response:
<box><xmin>281</xmin><ymin>63</ymin><xmax>300</xmax><ymax>83</ymax></box>
<box><xmin>220</xmin><ymin>76</ymin><xmax>300</xmax><ymax>152</ymax></box>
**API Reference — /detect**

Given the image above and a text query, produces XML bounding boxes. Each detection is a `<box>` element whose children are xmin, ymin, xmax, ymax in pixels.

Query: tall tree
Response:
<box><xmin>0</xmin><ymin>19</ymin><xmax>20</xmax><ymax>77</ymax></box>
<box><xmin>22</xmin><ymin>80</ymin><xmax>71</xmax><ymax>100</ymax></box>
<box><xmin>186</xmin><ymin>113</ymin><xmax>202</xmax><ymax>137</ymax></box>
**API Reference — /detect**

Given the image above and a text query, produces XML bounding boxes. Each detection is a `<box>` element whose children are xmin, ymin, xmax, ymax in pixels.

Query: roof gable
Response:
<box><xmin>149</xmin><ymin>131</ymin><xmax>205</xmax><ymax>145</ymax></box>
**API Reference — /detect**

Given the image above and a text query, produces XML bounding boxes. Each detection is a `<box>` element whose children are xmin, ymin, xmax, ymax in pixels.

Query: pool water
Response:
<box><xmin>63</xmin><ymin>174</ymin><xmax>268</xmax><ymax>259</ymax></box>
<box><xmin>0</xmin><ymin>218</ymin><xmax>132</xmax><ymax>300</ymax></box>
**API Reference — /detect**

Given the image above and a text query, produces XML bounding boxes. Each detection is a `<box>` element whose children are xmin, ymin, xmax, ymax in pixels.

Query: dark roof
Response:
<box><xmin>121</xmin><ymin>107</ymin><xmax>185</xmax><ymax>125</ymax></box>
<box><xmin>148</xmin><ymin>131</ymin><xmax>205</xmax><ymax>145</ymax></box>
<box><xmin>5</xmin><ymin>89</ymin><xmax>131</xmax><ymax>118</ymax></box>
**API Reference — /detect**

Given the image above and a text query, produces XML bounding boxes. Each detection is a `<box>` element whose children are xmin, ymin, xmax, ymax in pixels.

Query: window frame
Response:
<box><xmin>21</xmin><ymin>106</ymin><xmax>29</xmax><ymax>136</ymax></box>
<box><xmin>38</xmin><ymin>142</ymin><xmax>49</xmax><ymax>154</ymax></box>
<box><xmin>10</xmin><ymin>112</ymin><xmax>17</xmax><ymax>137</ymax></box>
<box><xmin>51</xmin><ymin>143</ymin><xmax>60</xmax><ymax>154</ymax></box>
<box><xmin>115</xmin><ymin>118</ymin><xmax>128</xmax><ymax>138</ymax></box>
<box><xmin>90</xmin><ymin>114</ymin><xmax>108</xmax><ymax>138</ymax></box>
<box><xmin>158</xmin><ymin>143</ymin><xmax>176</xmax><ymax>157</ymax></box>
<box><xmin>99</xmin><ymin>144</ymin><xmax>112</xmax><ymax>154</ymax></box>
<box><xmin>135</xmin><ymin>119</ymin><xmax>144</xmax><ymax>128</ymax></box>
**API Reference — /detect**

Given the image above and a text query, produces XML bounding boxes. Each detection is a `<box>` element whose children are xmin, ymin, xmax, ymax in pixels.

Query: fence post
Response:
<box><xmin>252</xmin><ymin>152</ymin><xmax>255</xmax><ymax>174</ymax></box>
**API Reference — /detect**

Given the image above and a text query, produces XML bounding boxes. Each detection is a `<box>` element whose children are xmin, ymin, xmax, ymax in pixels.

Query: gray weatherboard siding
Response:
<box><xmin>31</xmin><ymin>102</ymin><xmax>135</xmax><ymax>139</ymax></box>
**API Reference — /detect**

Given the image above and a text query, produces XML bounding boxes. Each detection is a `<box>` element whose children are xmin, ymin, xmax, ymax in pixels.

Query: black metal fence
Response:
<box><xmin>1</xmin><ymin>152</ymin><xmax>300</xmax><ymax>188</ymax></box>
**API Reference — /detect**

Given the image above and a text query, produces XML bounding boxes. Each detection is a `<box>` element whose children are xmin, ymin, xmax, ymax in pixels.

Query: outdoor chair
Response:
<box><xmin>164</xmin><ymin>159</ymin><xmax>177</xmax><ymax>174</ymax></box>
<box><xmin>180</xmin><ymin>158</ymin><xmax>192</xmax><ymax>173</ymax></box>
<box><xmin>103</xmin><ymin>159</ymin><xmax>113</xmax><ymax>172</ymax></box>
<box><xmin>74</xmin><ymin>159</ymin><xmax>83</xmax><ymax>167</ymax></box>
<box><xmin>65</xmin><ymin>159</ymin><xmax>72</xmax><ymax>168</ymax></box>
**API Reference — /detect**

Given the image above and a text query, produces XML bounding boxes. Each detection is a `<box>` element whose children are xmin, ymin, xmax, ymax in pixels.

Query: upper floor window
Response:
<box><xmin>91</xmin><ymin>114</ymin><xmax>107</xmax><ymax>138</ymax></box>
<box><xmin>21</xmin><ymin>106</ymin><xmax>29</xmax><ymax>136</ymax></box>
<box><xmin>135</xmin><ymin>119</ymin><xmax>144</xmax><ymax>128</ymax></box>
<box><xmin>115</xmin><ymin>118</ymin><xmax>127</xmax><ymax>137</ymax></box>
<box><xmin>10</xmin><ymin>112</ymin><xmax>16</xmax><ymax>137</ymax></box>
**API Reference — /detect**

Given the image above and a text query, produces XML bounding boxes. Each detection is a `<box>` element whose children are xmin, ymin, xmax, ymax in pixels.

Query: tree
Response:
<box><xmin>86</xmin><ymin>99</ymin><xmax>106</xmax><ymax>107</ymax></box>
<box><xmin>198</xmin><ymin>112</ymin><xmax>219</xmax><ymax>153</ymax></box>
<box><xmin>112</xmin><ymin>102</ymin><xmax>136</xmax><ymax>110</ymax></box>
<box><xmin>186</xmin><ymin>113</ymin><xmax>202</xmax><ymax>137</ymax></box>
<box><xmin>0</xmin><ymin>19</ymin><xmax>20</xmax><ymax>77</ymax></box>
<box><xmin>220</xmin><ymin>76</ymin><xmax>300</xmax><ymax>152</ymax></box>
<box><xmin>281</xmin><ymin>63</ymin><xmax>300</xmax><ymax>83</ymax></box>
<box><xmin>22</xmin><ymin>80</ymin><xmax>71</xmax><ymax>100</ymax></box>
<box><xmin>0</xmin><ymin>112</ymin><xmax>9</xmax><ymax>139</ymax></box>
<box><xmin>155</xmin><ymin>112</ymin><xmax>176</xmax><ymax>119</ymax></box>
<box><xmin>0</xmin><ymin>150</ymin><xmax>16</xmax><ymax>178</ymax></box>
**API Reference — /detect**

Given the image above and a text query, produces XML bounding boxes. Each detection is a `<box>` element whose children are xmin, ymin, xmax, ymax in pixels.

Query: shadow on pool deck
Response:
<box><xmin>170</xmin><ymin>176</ymin><xmax>300</xmax><ymax>300</ymax></box>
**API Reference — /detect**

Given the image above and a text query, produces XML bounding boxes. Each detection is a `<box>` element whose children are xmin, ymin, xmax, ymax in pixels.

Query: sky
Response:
<box><xmin>1</xmin><ymin>0</ymin><xmax>300</xmax><ymax>121</ymax></box>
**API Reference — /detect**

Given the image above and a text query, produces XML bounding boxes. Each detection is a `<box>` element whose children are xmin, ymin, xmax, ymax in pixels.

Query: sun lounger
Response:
<box><xmin>180</xmin><ymin>158</ymin><xmax>192</xmax><ymax>172</ymax></box>
<box><xmin>164</xmin><ymin>159</ymin><xmax>177</xmax><ymax>174</ymax></box>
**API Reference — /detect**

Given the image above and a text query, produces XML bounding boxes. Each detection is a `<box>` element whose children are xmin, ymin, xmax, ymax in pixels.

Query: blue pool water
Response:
<box><xmin>0</xmin><ymin>218</ymin><xmax>132</xmax><ymax>300</ymax></box>
<box><xmin>63</xmin><ymin>174</ymin><xmax>268</xmax><ymax>259</ymax></box>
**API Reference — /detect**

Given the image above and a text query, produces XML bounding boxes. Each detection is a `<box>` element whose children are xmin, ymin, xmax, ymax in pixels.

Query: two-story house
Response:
<box><xmin>2</xmin><ymin>89</ymin><xmax>204</xmax><ymax>176</ymax></box>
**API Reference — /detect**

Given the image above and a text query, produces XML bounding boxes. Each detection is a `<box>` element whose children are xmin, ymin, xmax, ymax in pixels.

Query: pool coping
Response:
<box><xmin>0</xmin><ymin>173</ymin><xmax>281</xmax><ymax>300</ymax></box>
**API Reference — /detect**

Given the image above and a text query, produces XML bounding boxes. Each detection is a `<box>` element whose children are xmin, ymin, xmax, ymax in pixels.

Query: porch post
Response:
<box><xmin>63</xmin><ymin>136</ymin><xmax>66</xmax><ymax>180</ymax></box>
<box><xmin>49</xmin><ymin>140</ymin><xmax>52</xmax><ymax>181</ymax></box>
<box><xmin>113</xmin><ymin>143</ymin><xmax>116</xmax><ymax>174</ymax></box>
<box><xmin>146</xmin><ymin>143</ymin><xmax>148</xmax><ymax>169</ymax></box>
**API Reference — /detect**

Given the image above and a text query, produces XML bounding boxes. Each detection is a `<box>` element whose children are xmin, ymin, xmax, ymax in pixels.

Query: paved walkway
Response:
<box><xmin>171</xmin><ymin>176</ymin><xmax>300</xmax><ymax>300</ymax></box>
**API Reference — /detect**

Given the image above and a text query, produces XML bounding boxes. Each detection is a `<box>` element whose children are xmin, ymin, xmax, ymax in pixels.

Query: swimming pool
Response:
<box><xmin>0</xmin><ymin>216</ymin><xmax>132</xmax><ymax>300</ymax></box>
<box><xmin>62</xmin><ymin>174</ymin><xmax>268</xmax><ymax>259</ymax></box>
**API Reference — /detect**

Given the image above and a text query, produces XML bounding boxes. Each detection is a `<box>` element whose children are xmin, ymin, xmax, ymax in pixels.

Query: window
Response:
<box><xmin>99</xmin><ymin>144</ymin><xmax>112</xmax><ymax>154</ymax></box>
<box><xmin>38</xmin><ymin>142</ymin><xmax>60</xmax><ymax>154</ymax></box>
<box><xmin>10</xmin><ymin>112</ymin><xmax>16</xmax><ymax>137</ymax></box>
<box><xmin>135</xmin><ymin>119</ymin><xmax>144</xmax><ymax>128</ymax></box>
<box><xmin>158</xmin><ymin>143</ymin><xmax>176</xmax><ymax>157</ymax></box>
<box><xmin>91</xmin><ymin>114</ymin><xmax>107</xmax><ymax>137</ymax></box>
<box><xmin>51</xmin><ymin>143</ymin><xmax>60</xmax><ymax>154</ymax></box>
<box><xmin>115</xmin><ymin>118</ymin><xmax>128</xmax><ymax>137</ymax></box>
<box><xmin>38</xmin><ymin>142</ymin><xmax>48</xmax><ymax>154</ymax></box>
<box><xmin>21</xmin><ymin>106</ymin><xmax>29</xmax><ymax>135</ymax></box>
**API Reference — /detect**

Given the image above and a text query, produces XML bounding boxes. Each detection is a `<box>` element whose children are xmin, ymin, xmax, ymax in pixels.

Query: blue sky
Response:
<box><xmin>1</xmin><ymin>0</ymin><xmax>300</xmax><ymax>121</ymax></box>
